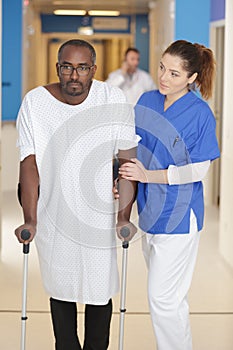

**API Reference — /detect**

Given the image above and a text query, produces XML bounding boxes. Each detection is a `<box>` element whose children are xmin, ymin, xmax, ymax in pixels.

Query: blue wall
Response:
<box><xmin>175</xmin><ymin>0</ymin><xmax>211</xmax><ymax>46</ymax></box>
<box><xmin>41</xmin><ymin>14</ymin><xmax>131</xmax><ymax>34</ymax></box>
<box><xmin>210</xmin><ymin>0</ymin><xmax>225</xmax><ymax>21</ymax></box>
<box><xmin>135</xmin><ymin>14</ymin><xmax>150</xmax><ymax>71</ymax></box>
<box><xmin>2</xmin><ymin>0</ymin><xmax>22</xmax><ymax>121</ymax></box>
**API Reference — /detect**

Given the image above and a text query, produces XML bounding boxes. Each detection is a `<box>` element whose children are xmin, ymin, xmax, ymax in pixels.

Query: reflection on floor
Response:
<box><xmin>1</xmin><ymin>191</ymin><xmax>233</xmax><ymax>349</ymax></box>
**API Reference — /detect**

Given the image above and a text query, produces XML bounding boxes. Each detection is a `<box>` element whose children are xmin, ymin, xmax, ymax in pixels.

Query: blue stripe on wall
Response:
<box><xmin>175</xmin><ymin>0</ymin><xmax>211</xmax><ymax>46</ymax></box>
<box><xmin>2</xmin><ymin>0</ymin><xmax>22</xmax><ymax>121</ymax></box>
<box><xmin>135</xmin><ymin>14</ymin><xmax>149</xmax><ymax>71</ymax></box>
<box><xmin>41</xmin><ymin>14</ymin><xmax>131</xmax><ymax>33</ymax></box>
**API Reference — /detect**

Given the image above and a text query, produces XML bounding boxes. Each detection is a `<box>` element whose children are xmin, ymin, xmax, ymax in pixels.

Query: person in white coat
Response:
<box><xmin>106</xmin><ymin>47</ymin><xmax>156</xmax><ymax>105</ymax></box>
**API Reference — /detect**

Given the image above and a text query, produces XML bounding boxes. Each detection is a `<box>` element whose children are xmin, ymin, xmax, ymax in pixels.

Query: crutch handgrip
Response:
<box><xmin>120</xmin><ymin>227</ymin><xmax>130</xmax><ymax>249</ymax></box>
<box><xmin>21</xmin><ymin>229</ymin><xmax>31</xmax><ymax>254</ymax></box>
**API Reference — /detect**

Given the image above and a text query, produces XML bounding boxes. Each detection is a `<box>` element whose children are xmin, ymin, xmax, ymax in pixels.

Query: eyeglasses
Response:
<box><xmin>58</xmin><ymin>64</ymin><xmax>94</xmax><ymax>76</ymax></box>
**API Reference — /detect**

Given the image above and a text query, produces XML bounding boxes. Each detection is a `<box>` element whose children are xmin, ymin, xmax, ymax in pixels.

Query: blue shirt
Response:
<box><xmin>135</xmin><ymin>90</ymin><xmax>220</xmax><ymax>234</ymax></box>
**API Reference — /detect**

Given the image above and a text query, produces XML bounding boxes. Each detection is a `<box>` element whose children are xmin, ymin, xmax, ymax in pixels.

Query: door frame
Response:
<box><xmin>209</xmin><ymin>19</ymin><xmax>225</xmax><ymax>206</ymax></box>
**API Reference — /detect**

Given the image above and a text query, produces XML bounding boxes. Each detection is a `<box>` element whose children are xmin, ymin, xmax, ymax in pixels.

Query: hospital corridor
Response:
<box><xmin>1</xmin><ymin>0</ymin><xmax>233</xmax><ymax>349</ymax></box>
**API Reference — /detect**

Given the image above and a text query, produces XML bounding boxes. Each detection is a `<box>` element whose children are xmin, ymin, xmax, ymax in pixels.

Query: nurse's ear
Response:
<box><xmin>188</xmin><ymin>72</ymin><xmax>198</xmax><ymax>85</ymax></box>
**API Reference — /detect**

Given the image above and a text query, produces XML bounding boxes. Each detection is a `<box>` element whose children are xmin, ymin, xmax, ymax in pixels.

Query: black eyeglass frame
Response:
<box><xmin>58</xmin><ymin>64</ymin><xmax>95</xmax><ymax>76</ymax></box>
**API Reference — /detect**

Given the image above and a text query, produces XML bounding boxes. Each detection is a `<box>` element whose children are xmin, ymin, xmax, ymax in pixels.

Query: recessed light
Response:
<box><xmin>88</xmin><ymin>10</ymin><xmax>120</xmax><ymax>16</ymax></box>
<box><xmin>54</xmin><ymin>9</ymin><xmax>87</xmax><ymax>15</ymax></box>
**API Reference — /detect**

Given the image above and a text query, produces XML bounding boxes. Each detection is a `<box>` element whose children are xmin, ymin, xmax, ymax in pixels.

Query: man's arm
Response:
<box><xmin>116</xmin><ymin>147</ymin><xmax>137</xmax><ymax>241</ymax></box>
<box><xmin>15</xmin><ymin>154</ymin><xmax>39</xmax><ymax>243</ymax></box>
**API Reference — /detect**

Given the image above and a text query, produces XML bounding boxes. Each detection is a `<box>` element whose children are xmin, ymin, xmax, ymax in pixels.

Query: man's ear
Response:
<box><xmin>91</xmin><ymin>64</ymin><xmax>97</xmax><ymax>77</ymax></box>
<box><xmin>56</xmin><ymin>63</ymin><xmax>60</xmax><ymax>77</ymax></box>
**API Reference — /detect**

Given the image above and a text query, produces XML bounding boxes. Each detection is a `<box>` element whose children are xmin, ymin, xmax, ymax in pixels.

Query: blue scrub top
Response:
<box><xmin>135</xmin><ymin>90</ymin><xmax>220</xmax><ymax>234</ymax></box>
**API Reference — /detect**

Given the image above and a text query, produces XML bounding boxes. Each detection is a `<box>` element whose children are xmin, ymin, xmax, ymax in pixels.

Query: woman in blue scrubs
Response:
<box><xmin>119</xmin><ymin>40</ymin><xmax>220</xmax><ymax>350</ymax></box>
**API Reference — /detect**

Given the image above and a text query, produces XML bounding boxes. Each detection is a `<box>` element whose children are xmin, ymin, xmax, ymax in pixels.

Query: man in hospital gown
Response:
<box><xmin>15</xmin><ymin>39</ymin><xmax>138</xmax><ymax>350</ymax></box>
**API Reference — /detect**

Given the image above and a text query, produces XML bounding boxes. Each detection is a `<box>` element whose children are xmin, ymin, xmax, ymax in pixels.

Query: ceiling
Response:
<box><xmin>30</xmin><ymin>0</ymin><xmax>152</xmax><ymax>15</ymax></box>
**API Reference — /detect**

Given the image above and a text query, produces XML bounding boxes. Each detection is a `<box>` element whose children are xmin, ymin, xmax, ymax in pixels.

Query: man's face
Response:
<box><xmin>125</xmin><ymin>51</ymin><xmax>140</xmax><ymax>73</ymax></box>
<box><xmin>56</xmin><ymin>45</ymin><xmax>97</xmax><ymax>97</ymax></box>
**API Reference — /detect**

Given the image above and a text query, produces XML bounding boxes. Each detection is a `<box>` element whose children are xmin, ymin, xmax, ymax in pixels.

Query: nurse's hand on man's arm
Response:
<box><xmin>119</xmin><ymin>158</ymin><xmax>148</xmax><ymax>182</ymax></box>
<box><xmin>112</xmin><ymin>157</ymin><xmax>147</xmax><ymax>199</ymax></box>
<box><xmin>119</xmin><ymin>158</ymin><xmax>168</xmax><ymax>184</ymax></box>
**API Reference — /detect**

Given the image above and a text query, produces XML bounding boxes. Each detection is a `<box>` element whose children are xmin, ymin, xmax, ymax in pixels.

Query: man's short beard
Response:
<box><xmin>61</xmin><ymin>80</ymin><xmax>92</xmax><ymax>97</ymax></box>
<box><xmin>67</xmin><ymin>89</ymin><xmax>83</xmax><ymax>96</ymax></box>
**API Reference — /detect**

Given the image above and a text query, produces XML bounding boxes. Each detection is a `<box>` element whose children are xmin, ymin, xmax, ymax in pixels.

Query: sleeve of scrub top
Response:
<box><xmin>188</xmin><ymin>105</ymin><xmax>220</xmax><ymax>162</ymax></box>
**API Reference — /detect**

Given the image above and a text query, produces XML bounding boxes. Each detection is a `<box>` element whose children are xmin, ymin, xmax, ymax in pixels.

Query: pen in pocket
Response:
<box><xmin>173</xmin><ymin>136</ymin><xmax>180</xmax><ymax>147</ymax></box>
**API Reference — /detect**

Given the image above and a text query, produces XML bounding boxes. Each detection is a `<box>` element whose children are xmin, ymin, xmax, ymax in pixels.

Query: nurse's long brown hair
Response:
<box><xmin>163</xmin><ymin>40</ymin><xmax>216</xmax><ymax>100</ymax></box>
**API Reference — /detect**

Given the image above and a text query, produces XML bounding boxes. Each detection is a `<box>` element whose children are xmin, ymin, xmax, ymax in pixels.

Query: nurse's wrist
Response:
<box><xmin>146</xmin><ymin>169</ymin><xmax>168</xmax><ymax>184</ymax></box>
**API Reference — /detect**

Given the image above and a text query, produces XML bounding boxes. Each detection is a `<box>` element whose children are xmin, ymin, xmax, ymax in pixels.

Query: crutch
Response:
<box><xmin>20</xmin><ymin>228</ymin><xmax>31</xmax><ymax>350</ymax></box>
<box><xmin>118</xmin><ymin>226</ymin><xmax>130</xmax><ymax>350</ymax></box>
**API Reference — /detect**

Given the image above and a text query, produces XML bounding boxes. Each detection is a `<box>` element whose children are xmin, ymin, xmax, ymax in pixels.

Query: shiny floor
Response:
<box><xmin>1</xmin><ymin>191</ymin><xmax>233</xmax><ymax>349</ymax></box>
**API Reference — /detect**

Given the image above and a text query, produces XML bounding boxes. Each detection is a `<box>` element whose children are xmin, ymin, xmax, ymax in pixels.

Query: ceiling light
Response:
<box><xmin>54</xmin><ymin>9</ymin><xmax>87</xmax><ymax>15</ymax></box>
<box><xmin>88</xmin><ymin>10</ymin><xmax>120</xmax><ymax>16</ymax></box>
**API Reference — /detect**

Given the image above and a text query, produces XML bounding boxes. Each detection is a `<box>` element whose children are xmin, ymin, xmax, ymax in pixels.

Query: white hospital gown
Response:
<box><xmin>16</xmin><ymin>80</ymin><xmax>138</xmax><ymax>304</ymax></box>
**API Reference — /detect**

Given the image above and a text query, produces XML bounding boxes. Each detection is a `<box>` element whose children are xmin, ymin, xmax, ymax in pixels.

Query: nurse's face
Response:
<box><xmin>158</xmin><ymin>53</ymin><xmax>197</xmax><ymax>101</ymax></box>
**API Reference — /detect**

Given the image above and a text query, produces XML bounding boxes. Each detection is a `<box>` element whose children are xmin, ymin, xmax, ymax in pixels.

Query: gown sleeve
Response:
<box><xmin>16</xmin><ymin>94</ymin><xmax>35</xmax><ymax>161</ymax></box>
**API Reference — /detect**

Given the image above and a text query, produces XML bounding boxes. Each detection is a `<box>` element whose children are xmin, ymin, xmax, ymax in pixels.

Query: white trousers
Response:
<box><xmin>142</xmin><ymin>211</ymin><xmax>200</xmax><ymax>350</ymax></box>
